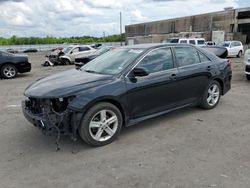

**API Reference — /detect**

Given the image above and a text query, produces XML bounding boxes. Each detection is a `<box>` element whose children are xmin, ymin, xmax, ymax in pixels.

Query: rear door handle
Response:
<box><xmin>207</xmin><ymin>66</ymin><xmax>212</xmax><ymax>71</ymax></box>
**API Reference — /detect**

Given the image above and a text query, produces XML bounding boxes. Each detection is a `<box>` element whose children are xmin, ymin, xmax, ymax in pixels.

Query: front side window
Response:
<box><xmin>175</xmin><ymin>47</ymin><xmax>200</xmax><ymax>67</ymax></box>
<box><xmin>63</xmin><ymin>47</ymin><xmax>72</xmax><ymax>54</ymax></box>
<box><xmin>136</xmin><ymin>48</ymin><xmax>174</xmax><ymax>74</ymax></box>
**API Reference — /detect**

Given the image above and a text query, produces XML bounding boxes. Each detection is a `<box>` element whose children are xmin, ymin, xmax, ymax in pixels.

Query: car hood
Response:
<box><xmin>24</xmin><ymin>69</ymin><xmax>114</xmax><ymax>98</ymax></box>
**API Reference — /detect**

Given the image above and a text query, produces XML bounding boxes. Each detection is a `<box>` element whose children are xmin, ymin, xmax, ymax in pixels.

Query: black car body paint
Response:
<box><xmin>22</xmin><ymin>44</ymin><xmax>232</xmax><ymax>142</ymax></box>
<box><xmin>0</xmin><ymin>51</ymin><xmax>31</xmax><ymax>74</ymax></box>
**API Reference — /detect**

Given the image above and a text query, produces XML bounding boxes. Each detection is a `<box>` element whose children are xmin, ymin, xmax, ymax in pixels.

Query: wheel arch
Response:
<box><xmin>0</xmin><ymin>62</ymin><xmax>19</xmax><ymax>72</ymax></box>
<box><xmin>79</xmin><ymin>97</ymin><xmax>127</xmax><ymax>127</ymax></box>
<box><xmin>213</xmin><ymin>78</ymin><xmax>224</xmax><ymax>95</ymax></box>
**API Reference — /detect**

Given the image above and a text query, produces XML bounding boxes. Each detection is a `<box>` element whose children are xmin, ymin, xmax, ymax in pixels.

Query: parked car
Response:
<box><xmin>6</xmin><ymin>48</ymin><xmax>18</xmax><ymax>54</ymax></box>
<box><xmin>23</xmin><ymin>48</ymin><xmax>38</xmax><ymax>53</ymax></box>
<box><xmin>0</xmin><ymin>51</ymin><xmax>31</xmax><ymax>79</ymax></box>
<box><xmin>75</xmin><ymin>46</ymin><xmax>115</xmax><ymax>68</ymax></box>
<box><xmin>205</xmin><ymin>41</ymin><xmax>216</xmax><ymax>46</ymax></box>
<box><xmin>59</xmin><ymin>45</ymin><xmax>96</xmax><ymax>65</ymax></box>
<box><xmin>22</xmin><ymin>44</ymin><xmax>232</xmax><ymax>147</ymax></box>
<box><xmin>162</xmin><ymin>38</ymin><xmax>206</xmax><ymax>46</ymax></box>
<box><xmin>218</xmin><ymin>41</ymin><xmax>244</xmax><ymax>57</ymax></box>
<box><xmin>244</xmin><ymin>48</ymin><xmax>250</xmax><ymax>80</ymax></box>
<box><xmin>43</xmin><ymin>48</ymin><xmax>66</xmax><ymax>66</ymax></box>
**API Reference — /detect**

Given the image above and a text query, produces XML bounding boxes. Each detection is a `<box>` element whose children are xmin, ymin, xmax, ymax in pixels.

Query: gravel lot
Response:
<box><xmin>0</xmin><ymin>52</ymin><xmax>250</xmax><ymax>188</ymax></box>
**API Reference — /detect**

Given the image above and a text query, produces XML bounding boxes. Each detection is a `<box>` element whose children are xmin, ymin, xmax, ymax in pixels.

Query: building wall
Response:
<box><xmin>125</xmin><ymin>8</ymin><xmax>250</xmax><ymax>44</ymax></box>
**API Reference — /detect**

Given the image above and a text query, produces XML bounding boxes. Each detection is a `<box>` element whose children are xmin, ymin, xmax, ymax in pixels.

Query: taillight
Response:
<box><xmin>227</xmin><ymin>59</ymin><xmax>232</xmax><ymax>67</ymax></box>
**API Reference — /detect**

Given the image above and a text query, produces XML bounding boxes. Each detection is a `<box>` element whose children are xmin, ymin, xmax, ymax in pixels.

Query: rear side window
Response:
<box><xmin>197</xmin><ymin>40</ymin><xmax>205</xmax><ymax>45</ymax></box>
<box><xmin>79</xmin><ymin>47</ymin><xmax>90</xmax><ymax>51</ymax></box>
<box><xmin>189</xmin><ymin>40</ymin><xmax>196</xmax><ymax>45</ymax></box>
<box><xmin>198</xmin><ymin>52</ymin><xmax>210</xmax><ymax>62</ymax></box>
<box><xmin>175</xmin><ymin>47</ymin><xmax>200</xmax><ymax>67</ymax></box>
<box><xmin>137</xmin><ymin>48</ymin><xmax>174</xmax><ymax>73</ymax></box>
<box><xmin>235</xmin><ymin>42</ymin><xmax>242</xmax><ymax>46</ymax></box>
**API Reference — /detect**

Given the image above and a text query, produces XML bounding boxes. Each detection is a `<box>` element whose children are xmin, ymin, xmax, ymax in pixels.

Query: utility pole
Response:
<box><xmin>120</xmin><ymin>12</ymin><xmax>122</xmax><ymax>46</ymax></box>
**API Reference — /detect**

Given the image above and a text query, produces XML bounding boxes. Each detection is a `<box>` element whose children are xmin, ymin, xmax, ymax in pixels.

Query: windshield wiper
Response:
<box><xmin>84</xmin><ymin>69</ymin><xmax>100</xmax><ymax>74</ymax></box>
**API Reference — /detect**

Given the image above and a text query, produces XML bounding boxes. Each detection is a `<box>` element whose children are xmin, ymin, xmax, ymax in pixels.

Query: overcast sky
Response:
<box><xmin>0</xmin><ymin>0</ymin><xmax>249</xmax><ymax>37</ymax></box>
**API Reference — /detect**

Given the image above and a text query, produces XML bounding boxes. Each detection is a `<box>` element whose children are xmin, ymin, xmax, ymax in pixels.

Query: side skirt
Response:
<box><xmin>126</xmin><ymin>103</ymin><xmax>195</xmax><ymax>127</ymax></box>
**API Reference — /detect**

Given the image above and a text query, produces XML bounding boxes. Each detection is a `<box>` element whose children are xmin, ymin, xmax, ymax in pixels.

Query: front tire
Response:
<box><xmin>1</xmin><ymin>64</ymin><xmax>18</xmax><ymax>79</ymax></box>
<box><xmin>78</xmin><ymin>102</ymin><xmax>123</xmax><ymax>146</ymax></box>
<box><xmin>200</xmin><ymin>80</ymin><xmax>221</xmax><ymax>109</ymax></box>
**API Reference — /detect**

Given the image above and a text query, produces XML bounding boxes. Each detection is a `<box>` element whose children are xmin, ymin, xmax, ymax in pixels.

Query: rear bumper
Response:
<box><xmin>222</xmin><ymin>68</ymin><xmax>232</xmax><ymax>95</ymax></box>
<box><xmin>17</xmin><ymin>62</ymin><xmax>31</xmax><ymax>73</ymax></box>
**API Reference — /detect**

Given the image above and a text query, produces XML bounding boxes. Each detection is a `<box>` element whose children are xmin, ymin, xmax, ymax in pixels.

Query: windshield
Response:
<box><xmin>219</xmin><ymin>42</ymin><xmax>230</xmax><ymax>47</ymax></box>
<box><xmin>63</xmin><ymin>47</ymin><xmax>73</xmax><ymax>54</ymax></box>
<box><xmin>93</xmin><ymin>47</ymin><xmax>111</xmax><ymax>56</ymax></box>
<box><xmin>0</xmin><ymin>51</ymin><xmax>13</xmax><ymax>56</ymax></box>
<box><xmin>81</xmin><ymin>48</ymin><xmax>143</xmax><ymax>75</ymax></box>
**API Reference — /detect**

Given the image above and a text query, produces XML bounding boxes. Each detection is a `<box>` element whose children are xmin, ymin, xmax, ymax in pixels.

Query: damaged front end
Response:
<box><xmin>22</xmin><ymin>96</ymin><xmax>83</xmax><ymax>147</ymax></box>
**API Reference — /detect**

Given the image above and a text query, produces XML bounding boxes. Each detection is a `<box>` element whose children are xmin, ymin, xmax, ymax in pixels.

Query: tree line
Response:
<box><xmin>0</xmin><ymin>34</ymin><xmax>125</xmax><ymax>45</ymax></box>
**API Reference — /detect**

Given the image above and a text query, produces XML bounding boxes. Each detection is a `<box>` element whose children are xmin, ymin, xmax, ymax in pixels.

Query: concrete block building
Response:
<box><xmin>125</xmin><ymin>7</ymin><xmax>250</xmax><ymax>45</ymax></box>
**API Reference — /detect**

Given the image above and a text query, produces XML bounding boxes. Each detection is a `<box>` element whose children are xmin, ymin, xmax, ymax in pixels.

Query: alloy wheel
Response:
<box><xmin>89</xmin><ymin>109</ymin><xmax>118</xmax><ymax>142</ymax></box>
<box><xmin>207</xmin><ymin>84</ymin><xmax>220</xmax><ymax>106</ymax></box>
<box><xmin>3</xmin><ymin>65</ymin><xmax>17</xmax><ymax>78</ymax></box>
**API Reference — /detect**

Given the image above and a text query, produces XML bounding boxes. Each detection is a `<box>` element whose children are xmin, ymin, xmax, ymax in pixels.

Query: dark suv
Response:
<box><xmin>22</xmin><ymin>44</ymin><xmax>232</xmax><ymax>146</ymax></box>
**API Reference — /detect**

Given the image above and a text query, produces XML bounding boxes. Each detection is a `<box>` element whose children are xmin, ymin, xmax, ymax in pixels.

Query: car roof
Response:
<box><xmin>121</xmin><ymin>43</ymin><xmax>195</xmax><ymax>49</ymax></box>
<box><xmin>224</xmin><ymin>40</ymin><xmax>242</xmax><ymax>43</ymax></box>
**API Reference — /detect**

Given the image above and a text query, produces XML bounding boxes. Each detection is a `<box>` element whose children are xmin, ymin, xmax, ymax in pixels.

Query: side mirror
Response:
<box><xmin>132</xmin><ymin>67</ymin><xmax>149</xmax><ymax>77</ymax></box>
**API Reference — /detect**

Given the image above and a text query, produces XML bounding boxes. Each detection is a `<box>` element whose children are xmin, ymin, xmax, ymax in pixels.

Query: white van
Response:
<box><xmin>162</xmin><ymin>38</ymin><xmax>206</xmax><ymax>46</ymax></box>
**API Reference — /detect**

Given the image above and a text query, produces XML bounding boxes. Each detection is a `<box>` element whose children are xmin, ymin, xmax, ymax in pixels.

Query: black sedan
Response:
<box><xmin>22</xmin><ymin>44</ymin><xmax>232</xmax><ymax>146</ymax></box>
<box><xmin>0</xmin><ymin>51</ymin><xmax>31</xmax><ymax>79</ymax></box>
<box><xmin>74</xmin><ymin>46</ymin><xmax>115</xmax><ymax>68</ymax></box>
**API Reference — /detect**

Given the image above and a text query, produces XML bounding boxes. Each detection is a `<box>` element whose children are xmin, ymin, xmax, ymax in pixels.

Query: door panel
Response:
<box><xmin>126</xmin><ymin>69</ymin><xmax>181</xmax><ymax>119</ymax></box>
<box><xmin>174</xmin><ymin>47</ymin><xmax>212</xmax><ymax>103</ymax></box>
<box><xmin>125</xmin><ymin>47</ymin><xmax>182</xmax><ymax>119</ymax></box>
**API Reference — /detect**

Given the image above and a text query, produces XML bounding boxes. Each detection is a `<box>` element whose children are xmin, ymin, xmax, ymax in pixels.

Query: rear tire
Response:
<box><xmin>246</xmin><ymin>74</ymin><xmax>250</xmax><ymax>81</ymax></box>
<box><xmin>1</xmin><ymin>64</ymin><xmax>18</xmax><ymax>79</ymax></box>
<box><xmin>200</xmin><ymin>80</ymin><xmax>221</xmax><ymax>109</ymax></box>
<box><xmin>237</xmin><ymin>51</ymin><xmax>242</xmax><ymax>58</ymax></box>
<box><xmin>78</xmin><ymin>102</ymin><xmax>123</xmax><ymax>147</ymax></box>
